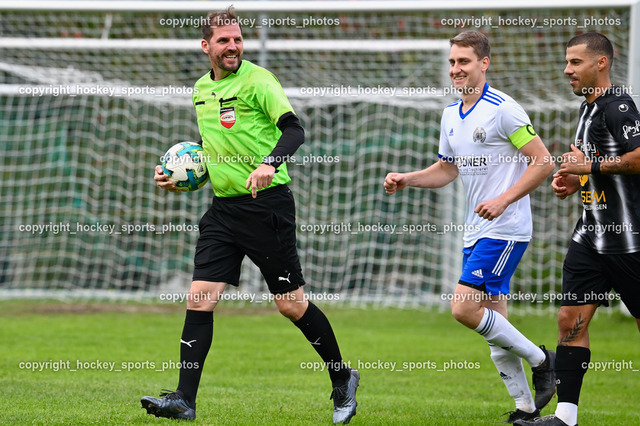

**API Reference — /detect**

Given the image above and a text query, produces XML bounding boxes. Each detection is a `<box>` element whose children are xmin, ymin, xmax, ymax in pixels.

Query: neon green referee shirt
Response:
<box><xmin>193</xmin><ymin>60</ymin><xmax>294</xmax><ymax>197</ymax></box>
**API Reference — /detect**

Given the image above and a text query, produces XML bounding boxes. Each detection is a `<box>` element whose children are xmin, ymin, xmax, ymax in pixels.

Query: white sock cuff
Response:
<box><xmin>555</xmin><ymin>402</ymin><xmax>578</xmax><ymax>425</ymax></box>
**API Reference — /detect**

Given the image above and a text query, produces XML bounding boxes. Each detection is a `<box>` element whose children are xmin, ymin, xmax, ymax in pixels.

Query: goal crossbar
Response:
<box><xmin>0</xmin><ymin>0</ymin><xmax>637</xmax><ymax>12</ymax></box>
<box><xmin>0</xmin><ymin>38</ymin><xmax>449</xmax><ymax>52</ymax></box>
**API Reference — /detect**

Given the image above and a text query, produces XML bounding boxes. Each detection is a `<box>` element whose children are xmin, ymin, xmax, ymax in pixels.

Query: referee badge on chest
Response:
<box><xmin>473</xmin><ymin>127</ymin><xmax>486</xmax><ymax>143</ymax></box>
<box><xmin>220</xmin><ymin>107</ymin><xmax>236</xmax><ymax>129</ymax></box>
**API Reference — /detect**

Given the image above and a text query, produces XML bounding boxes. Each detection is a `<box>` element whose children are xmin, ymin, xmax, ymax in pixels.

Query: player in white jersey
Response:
<box><xmin>384</xmin><ymin>31</ymin><xmax>556</xmax><ymax>423</ymax></box>
<box><xmin>439</xmin><ymin>84</ymin><xmax>536</xmax><ymax>247</ymax></box>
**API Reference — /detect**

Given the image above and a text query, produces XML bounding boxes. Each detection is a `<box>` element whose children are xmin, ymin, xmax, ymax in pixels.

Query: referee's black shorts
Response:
<box><xmin>193</xmin><ymin>184</ymin><xmax>305</xmax><ymax>294</ymax></box>
<box><xmin>562</xmin><ymin>240</ymin><xmax>640</xmax><ymax>318</ymax></box>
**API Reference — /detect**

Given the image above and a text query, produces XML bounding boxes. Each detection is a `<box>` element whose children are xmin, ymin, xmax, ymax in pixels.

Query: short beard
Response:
<box><xmin>211</xmin><ymin>53</ymin><xmax>241</xmax><ymax>73</ymax></box>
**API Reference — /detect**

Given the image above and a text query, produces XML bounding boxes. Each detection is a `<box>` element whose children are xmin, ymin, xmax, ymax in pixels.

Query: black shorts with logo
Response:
<box><xmin>193</xmin><ymin>184</ymin><xmax>305</xmax><ymax>294</ymax></box>
<box><xmin>562</xmin><ymin>240</ymin><xmax>640</xmax><ymax>317</ymax></box>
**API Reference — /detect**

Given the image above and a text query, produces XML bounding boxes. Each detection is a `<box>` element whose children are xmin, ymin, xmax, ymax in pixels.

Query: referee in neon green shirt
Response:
<box><xmin>142</xmin><ymin>6</ymin><xmax>358</xmax><ymax>424</ymax></box>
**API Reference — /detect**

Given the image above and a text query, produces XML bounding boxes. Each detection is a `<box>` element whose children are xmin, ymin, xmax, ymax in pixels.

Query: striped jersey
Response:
<box><xmin>571</xmin><ymin>86</ymin><xmax>640</xmax><ymax>254</ymax></box>
<box><xmin>438</xmin><ymin>83</ymin><xmax>538</xmax><ymax>247</ymax></box>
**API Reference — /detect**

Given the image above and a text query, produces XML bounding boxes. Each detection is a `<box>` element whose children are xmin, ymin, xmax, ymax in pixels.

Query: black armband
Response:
<box><xmin>263</xmin><ymin>112</ymin><xmax>305</xmax><ymax>170</ymax></box>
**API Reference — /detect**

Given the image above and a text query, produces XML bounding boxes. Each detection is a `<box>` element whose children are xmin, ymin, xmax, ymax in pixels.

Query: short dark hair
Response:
<box><xmin>202</xmin><ymin>6</ymin><xmax>241</xmax><ymax>41</ymax></box>
<box><xmin>450</xmin><ymin>31</ymin><xmax>490</xmax><ymax>60</ymax></box>
<box><xmin>567</xmin><ymin>32</ymin><xmax>614</xmax><ymax>68</ymax></box>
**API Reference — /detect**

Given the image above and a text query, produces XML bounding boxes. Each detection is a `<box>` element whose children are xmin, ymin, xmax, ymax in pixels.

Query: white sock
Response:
<box><xmin>474</xmin><ymin>308</ymin><xmax>546</xmax><ymax>367</ymax></box>
<box><xmin>555</xmin><ymin>402</ymin><xmax>578</xmax><ymax>425</ymax></box>
<box><xmin>489</xmin><ymin>344</ymin><xmax>536</xmax><ymax>413</ymax></box>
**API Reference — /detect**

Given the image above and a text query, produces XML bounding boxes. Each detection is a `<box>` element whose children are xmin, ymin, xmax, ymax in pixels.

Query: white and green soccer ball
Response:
<box><xmin>161</xmin><ymin>142</ymin><xmax>209</xmax><ymax>192</ymax></box>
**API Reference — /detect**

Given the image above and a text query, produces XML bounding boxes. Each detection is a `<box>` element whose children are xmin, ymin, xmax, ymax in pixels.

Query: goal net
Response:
<box><xmin>1</xmin><ymin>1</ymin><xmax>638</xmax><ymax>312</ymax></box>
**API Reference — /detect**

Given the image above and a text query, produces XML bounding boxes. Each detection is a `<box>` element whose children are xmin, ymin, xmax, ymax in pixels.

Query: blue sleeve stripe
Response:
<box><xmin>482</xmin><ymin>98</ymin><xmax>501</xmax><ymax>106</ymax></box>
<box><xmin>486</xmin><ymin>90</ymin><xmax>505</xmax><ymax>101</ymax></box>
<box><xmin>484</xmin><ymin>92</ymin><xmax>504</xmax><ymax>104</ymax></box>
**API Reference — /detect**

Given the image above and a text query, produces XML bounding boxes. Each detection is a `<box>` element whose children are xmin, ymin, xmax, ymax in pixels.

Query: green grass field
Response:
<box><xmin>1</xmin><ymin>301</ymin><xmax>638</xmax><ymax>425</ymax></box>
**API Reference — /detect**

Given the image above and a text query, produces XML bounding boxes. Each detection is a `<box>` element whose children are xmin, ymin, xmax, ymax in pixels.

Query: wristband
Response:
<box><xmin>262</xmin><ymin>156</ymin><xmax>280</xmax><ymax>173</ymax></box>
<box><xmin>591</xmin><ymin>160</ymin><xmax>601</xmax><ymax>175</ymax></box>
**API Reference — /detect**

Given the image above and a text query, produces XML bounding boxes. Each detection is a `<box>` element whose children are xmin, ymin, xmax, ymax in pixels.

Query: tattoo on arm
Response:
<box><xmin>603</xmin><ymin>160</ymin><xmax>629</xmax><ymax>174</ymax></box>
<box><xmin>559</xmin><ymin>313</ymin><xmax>586</xmax><ymax>345</ymax></box>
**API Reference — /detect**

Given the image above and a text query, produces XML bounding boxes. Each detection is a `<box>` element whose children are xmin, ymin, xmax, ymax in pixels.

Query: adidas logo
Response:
<box><xmin>472</xmin><ymin>269</ymin><xmax>483</xmax><ymax>278</ymax></box>
<box><xmin>500</xmin><ymin>371</ymin><xmax>512</xmax><ymax>381</ymax></box>
<box><xmin>449</xmin><ymin>128</ymin><xmax>454</xmax><ymax>136</ymax></box>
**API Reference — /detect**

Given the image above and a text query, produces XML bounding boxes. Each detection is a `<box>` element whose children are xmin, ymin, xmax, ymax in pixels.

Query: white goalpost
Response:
<box><xmin>0</xmin><ymin>1</ymin><xmax>638</xmax><ymax>312</ymax></box>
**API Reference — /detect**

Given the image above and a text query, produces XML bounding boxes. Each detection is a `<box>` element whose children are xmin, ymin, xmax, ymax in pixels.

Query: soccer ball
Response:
<box><xmin>161</xmin><ymin>142</ymin><xmax>209</xmax><ymax>192</ymax></box>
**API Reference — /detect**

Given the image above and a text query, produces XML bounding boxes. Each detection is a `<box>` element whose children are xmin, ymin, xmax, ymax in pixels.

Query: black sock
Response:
<box><xmin>293</xmin><ymin>302</ymin><xmax>350</xmax><ymax>386</ymax></box>
<box><xmin>555</xmin><ymin>345</ymin><xmax>590</xmax><ymax>405</ymax></box>
<box><xmin>176</xmin><ymin>310</ymin><xmax>213</xmax><ymax>406</ymax></box>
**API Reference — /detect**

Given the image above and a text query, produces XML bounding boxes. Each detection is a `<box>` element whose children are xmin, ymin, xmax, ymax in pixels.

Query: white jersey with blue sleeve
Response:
<box><xmin>438</xmin><ymin>83</ymin><xmax>538</xmax><ymax>247</ymax></box>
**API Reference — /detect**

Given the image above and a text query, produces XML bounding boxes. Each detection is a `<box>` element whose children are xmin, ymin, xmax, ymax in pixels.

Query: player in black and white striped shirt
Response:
<box><xmin>515</xmin><ymin>32</ymin><xmax>640</xmax><ymax>426</ymax></box>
